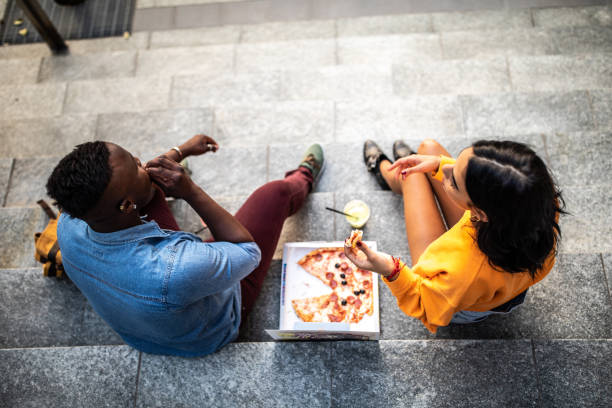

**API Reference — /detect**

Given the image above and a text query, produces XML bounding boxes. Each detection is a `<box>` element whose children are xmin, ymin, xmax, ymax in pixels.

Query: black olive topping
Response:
<box><xmin>354</xmin><ymin>290</ymin><xmax>360</xmax><ymax>296</ymax></box>
<box><xmin>360</xmin><ymin>289</ymin><xmax>366</xmax><ymax>294</ymax></box>
<box><xmin>341</xmin><ymin>280</ymin><xmax>347</xmax><ymax>285</ymax></box>
<box><xmin>340</xmin><ymin>273</ymin><xmax>346</xmax><ymax>279</ymax></box>
<box><xmin>335</xmin><ymin>263</ymin><xmax>340</xmax><ymax>268</ymax></box>
<box><xmin>341</xmin><ymin>299</ymin><xmax>347</xmax><ymax>306</ymax></box>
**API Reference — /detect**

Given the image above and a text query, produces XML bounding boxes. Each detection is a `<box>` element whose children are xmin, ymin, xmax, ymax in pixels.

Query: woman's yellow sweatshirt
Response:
<box><xmin>384</xmin><ymin>156</ymin><xmax>556</xmax><ymax>333</ymax></box>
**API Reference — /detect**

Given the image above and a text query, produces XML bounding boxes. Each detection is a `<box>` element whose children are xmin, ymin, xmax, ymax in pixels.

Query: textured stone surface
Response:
<box><xmin>509</xmin><ymin>54</ymin><xmax>612</xmax><ymax>92</ymax></box>
<box><xmin>219</xmin><ymin>0</ymin><xmax>311</xmax><ymax>25</ymax></box>
<box><xmin>149</xmin><ymin>26</ymin><xmax>240</xmax><ymax>48</ymax></box>
<box><xmin>214</xmin><ymin>101</ymin><xmax>334</xmax><ymax>146</ymax></box>
<box><xmin>0</xmin><ymin>57</ymin><xmax>41</xmax><ymax>86</ymax></box>
<box><xmin>0</xmin><ymin>346</ymin><xmax>139</xmax><ymax>408</ymax></box>
<box><xmin>337</xmin><ymin>13</ymin><xmax>433</xmax><ymax>37</ymax></box>
<box><xmin>136</xmin><ymin>44</ymin><xmax>235</xmax><ymax>77</ymax></box>
<box><xmin>460</xmin><ymin>91</ymin><xmax>594</xmax><ymax>137</ymax></box>
<box><xmin>0</xmin><ymin>114</ymin><xmax>96</xmax><ymax>158</ymax></box>
<box><xmin>0</xmin><ymin>207</ymin><xmax>46</xmax><ymax>268</ymax></box>
<box><xmin>236</xmin><ymin>39</ymin><xmax>336</xmax><ymax>72</ymax></box>
<box><xmin>64</xmin><ymin>77</ymin><xmax>171</xmax><ymax>114</ymax></box>
<box><xmin>603</xmin><ymin>253</ymin><xmax>612</xmax><ymax>300</ymax></box>
<box><xmin>331</xmin><ymin>340</ymin><xmax>539</xmax><ymax>407</ymax></box>
<box><xmin>79</xmin><ymin>303</ymin><xmax>124</xmax><ymax>346</ymax></box>
<box><xmin>39</xmin><ymin>51</ymin><xmax>137</xmax><ymax>82</ymax></box>
<box><xmin>338</xmin><ymin>34</ymin><xmax>443</xmax><ymax>65</ymax></box>
<box><xmin>546</xmin><ymin>131</ymin><xmax>612</xmax><ymax>187</ymax></box>
<box><xmin>441</xmin><ymin>28</ymin><xmax>557</xmax><ymax>59</ymax></box>
<box><xmin>336</xmin><ymin>97</ymin><xmax>464</xmax><ymax>142</ymax></box>
<box><xmin>590</xmin><ymin>90</ymin><xmax>612</xmax><ymax>130</ymax></box>
<box><xmin>0</xmin><ymin>158</ymin><xmax>12</xmax><ymax>206</ymax></box>
<box><xmin>281</xmin><ymin>65</ymin><xmax>393</xmax><ymax>100</ymax></box>
<box><xmin>66</xmin><ymin>32</ymin><xmax>150</xmax><ymax>54</ymax></box>
<box><xmin>533</xmin><ymin>5</ymin><xmax>612</xmax><ymax>28</ymax></box>
<box><xmin>95</xmin><ymin>108</ymin><xmax>214</xmax><ymax>161</ymax></box>
<box><xmin>137</xmin><ymin>342</ymin><xmax>332</xmax><ymax>407</ymax></box>
<box><xmin>393</xmin><ymin>57</ymin><xmax>511</xmax><ymax>95</ymax></box>
<box><xmin>0</xmin><ymin>43</ymin><xmax>50</xmax><ymax>60</ymax></box>
<box><xmin>170</xmin><ymin>72</ymin><xmax>281</xmax><ymax>108</ymax></box>
<box><xmin>241</xmin><ymin>19</ymin><xmax>335</xmax><ymax>42</ymax></box>
<box><xmin>432</xmin><ymin>9</ymin><xmax>532</xmax><ymax>31</ymax></box>
<box><xmin>4</xmin><ymin>157</ymin><xmax>60</xmax><ymax>207</ymax></box>
<box><xmin>0</xmin><ymin>82</ymin><xmax>66</xmax><ymax>120</ymax></box>
<box><xmin>551</xmin><ymin>25</ymin><xmax>612</xmax><ymax>54</ymax></box>
<box><xmin>535</xmin><ymin>340</ymin><xmax>612</xmax><ymax>408</ymax></box>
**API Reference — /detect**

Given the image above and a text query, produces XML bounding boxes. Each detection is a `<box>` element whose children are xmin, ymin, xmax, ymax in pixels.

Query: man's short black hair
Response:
<box><xmin>46</xmin><ymin>141</ymin><xmax>112</xmax><ymax>219</ymax></box>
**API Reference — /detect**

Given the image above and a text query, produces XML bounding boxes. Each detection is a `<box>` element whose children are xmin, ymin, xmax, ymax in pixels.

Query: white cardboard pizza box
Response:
<box><xmin>265</xmin><ymin>241</ymin><xmax>380</xmax><ymax>341</ymax></box>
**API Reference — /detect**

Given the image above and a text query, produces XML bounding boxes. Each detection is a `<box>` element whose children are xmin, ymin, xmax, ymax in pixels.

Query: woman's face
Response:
<box><xmin>441</xmin><ymin>147</ymin><xmax>474</xmax><ymax>211</ymax></box>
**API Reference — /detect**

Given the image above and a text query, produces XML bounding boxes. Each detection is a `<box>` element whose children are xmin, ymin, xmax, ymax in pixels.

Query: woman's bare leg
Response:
<box><xmin>417</xmin><ymin>139</ymin><xmax>465</xmax><ymax>229</ymax></box>
<box><xmin>380</xmin><ymin>160</ymin><xmax>446</xmax><ymax>265</ymax></box>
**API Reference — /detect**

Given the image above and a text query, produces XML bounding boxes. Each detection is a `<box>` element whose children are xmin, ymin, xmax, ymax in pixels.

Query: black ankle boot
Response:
<box><xmin>392</xmin><ymin>140</ymin><xmax>416</xmax><ymax>161</ymax></box>
<box><xmin>363</xmin><ymin>140</ymin><xmax>392</xmax><ymax>190</ymax></box>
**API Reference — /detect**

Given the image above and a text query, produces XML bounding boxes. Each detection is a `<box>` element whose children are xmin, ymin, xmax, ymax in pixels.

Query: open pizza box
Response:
<box><xmin>265</xmin><ymin>241</ymin><xmax>380</xmax><ymax>341</ymax></box>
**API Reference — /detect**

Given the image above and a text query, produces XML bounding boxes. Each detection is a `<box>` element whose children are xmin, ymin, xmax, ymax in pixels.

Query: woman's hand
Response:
<box><xmin>344</xmin><ymin>240</ymin><xmax>395</xmax><ymax>277</ymax></box>
<box><xmin>181</xmin><ymin>134</ymin><xmax>219</xmax><ymax>157</ymax></box>
<box><xmin>145</xmin><ymin>156</ymin><xmax>195</xmax><ymax>199</ymax></box>
<box><xmin>388</xmin><ymin>154</ymin><xmax>440</xmax><ymax>179</ymax></box>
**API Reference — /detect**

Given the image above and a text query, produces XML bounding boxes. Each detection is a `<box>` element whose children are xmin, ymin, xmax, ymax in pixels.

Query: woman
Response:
<box><xmin>344</xmin><ymin>139</ymin><xmax>564</xmax><ymax>332</ymax></box>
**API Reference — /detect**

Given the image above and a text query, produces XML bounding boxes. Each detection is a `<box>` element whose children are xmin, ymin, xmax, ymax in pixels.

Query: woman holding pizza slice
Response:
<box><xmin>344</xmin><ymin>139</ymin><xmax>564</xmax><ymax>332</ymax></box>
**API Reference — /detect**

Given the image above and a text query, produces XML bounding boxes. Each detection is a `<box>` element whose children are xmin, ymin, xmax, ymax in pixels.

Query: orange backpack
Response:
<box><xmin>34</xmin><ymin>200</ymin><xmax>66</xmax><ymax>279</ymax></box>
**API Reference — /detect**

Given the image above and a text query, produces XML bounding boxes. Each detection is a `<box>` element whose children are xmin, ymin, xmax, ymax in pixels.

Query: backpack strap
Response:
<box><xmin>37</xmin><ymin>199</ymin><xmax>57</xmax><ymax>219</ymax></box>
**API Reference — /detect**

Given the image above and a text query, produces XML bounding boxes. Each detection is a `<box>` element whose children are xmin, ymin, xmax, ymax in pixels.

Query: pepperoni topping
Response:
<box><xmin>328</xmin><ymin>314</ymin><xmax>342</xmax><ymax>322</ymax></box>
<box><xmin>347</xmin><ymin>296</ymin><xmax>355</xmax><ymax>305</ymax></box>
<box><xmin>339</xmin><ymin>253</ymin><xmax>345</xmax><ymax>259</ymax></box>
<box><xmin>325</xmin><ymin>272</ymin><xmax>334</xmax><ymax>280</ymax></box>
<box><xmin>363</xmin><ymin>280</ymin><xmax>370</xmax><ymax>288</ymax></box>
<box><xmin>340</xmin><ymin>262</ymin><xmax>349</xmax><ymax>271</ymax></box>
<box><xmin>330</xmin><ymin>279</ymin><xmax>338</xmax><ymax>289</ymax></box>
<box><xmin>359</xmin><ymin>269</ymin><xmax>370</xmax><ymax>276</ymax></box>
<box><xmin>330</xmin><ymin>293</ymin><xmax>338</xmax><ymax>302</ymax></box>
<box><xmin>355</xmin><ymin>299</ymin><xmax>362</xmax><ymax>308</ymax></box>
<box><xmin>314</xmin><ymin>253</ymin><xmax>323</xmax><ymax>261</ymax></box>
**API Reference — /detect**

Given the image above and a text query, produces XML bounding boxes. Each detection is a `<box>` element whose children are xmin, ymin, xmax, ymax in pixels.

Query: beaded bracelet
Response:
<box><xmin>386</xmin><ymin>256</ymin><xmax>401</xmax><ymax>281</ymax></box>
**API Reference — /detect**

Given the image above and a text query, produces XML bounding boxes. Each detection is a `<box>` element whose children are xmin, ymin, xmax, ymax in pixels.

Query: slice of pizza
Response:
<box><xmin>298</xmin><ymin>247</ymin><xmax>348</xmax><ymax>290</ymax></box>
<box><xmin>344</xmin><ymin>229</ymin><xmax>363</xmax><ymax>248</ymax></box>
<box><xmin>291</xmin><ymin>292</ymin><xmax>348</xmax><ymax>323</ymax></box>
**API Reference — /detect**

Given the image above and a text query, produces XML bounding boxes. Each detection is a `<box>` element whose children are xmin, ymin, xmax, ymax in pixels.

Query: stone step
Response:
<box><xmin>1</xmin><ymin>339</ymin><xmax>609</xmax><ymax>407</ymax></box>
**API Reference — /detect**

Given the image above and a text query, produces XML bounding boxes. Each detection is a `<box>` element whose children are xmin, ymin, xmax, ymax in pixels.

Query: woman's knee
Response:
<box><xmin>417</xmin><ymin>139</ymin><xmax>446</xmax><ymax>156</ymax></box>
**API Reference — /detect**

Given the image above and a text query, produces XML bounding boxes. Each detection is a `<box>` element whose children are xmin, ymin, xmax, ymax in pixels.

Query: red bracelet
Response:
<box><xmin>386</xmin><ymin>256</ymin><xmax>401</xmax><ymax>280</ymax></box>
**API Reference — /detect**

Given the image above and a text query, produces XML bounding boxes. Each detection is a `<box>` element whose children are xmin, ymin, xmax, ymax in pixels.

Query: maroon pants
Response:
<box><xmin>142</xmin><ymin>167</ymin><xmax>313</xmax><ymax>320</ymax></box>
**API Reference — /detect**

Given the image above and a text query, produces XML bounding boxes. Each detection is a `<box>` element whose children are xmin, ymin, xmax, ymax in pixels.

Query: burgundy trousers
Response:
<box><xmin>142</xmin><ymin>166</ymin><xmax>313</xmax><ymax>321</ymax></box>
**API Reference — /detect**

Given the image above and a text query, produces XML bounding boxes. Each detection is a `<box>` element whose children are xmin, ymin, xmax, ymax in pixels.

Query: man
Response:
<box><xmin>47</xmin><ymin>135</ymin><xmax>324</xmax><ymax>356</ymax></box>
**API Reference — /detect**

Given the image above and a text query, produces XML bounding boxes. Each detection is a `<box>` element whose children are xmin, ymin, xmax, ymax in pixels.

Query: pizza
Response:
<box><xmin>292</xmin><ymin>246</ymin><xmax>373</xmax><ymax>324</ymax></box>
<box><xmin>345</xmin><ymin>229</ymin><xmax>363</xmax><ymax>248</ymax></box>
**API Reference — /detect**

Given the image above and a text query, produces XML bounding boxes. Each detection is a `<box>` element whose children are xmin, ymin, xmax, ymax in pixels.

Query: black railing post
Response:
<box><xmin>16</xmin><ymin>0</ymin><xmax>68</xmax><ymax>53</ymax></box>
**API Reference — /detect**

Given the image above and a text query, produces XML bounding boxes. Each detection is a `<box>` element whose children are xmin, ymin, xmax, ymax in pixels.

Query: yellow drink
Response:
<box><xmin>343</xmin><ymin>200</ymin><xmax>371</xmax><ymax>228</ymax></box>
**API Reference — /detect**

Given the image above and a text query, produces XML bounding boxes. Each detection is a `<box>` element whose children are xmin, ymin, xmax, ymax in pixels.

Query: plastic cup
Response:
<box><xmin>343</xmin><ymin>200</ymin><xmax>371</xmax><ymax>228</ymax></box>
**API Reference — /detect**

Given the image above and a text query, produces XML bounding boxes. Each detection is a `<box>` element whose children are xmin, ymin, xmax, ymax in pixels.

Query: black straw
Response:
<box><xmin>325</xmin><ymin>206</ymin><xmax>357</xmax><ymax>219</ymax></box>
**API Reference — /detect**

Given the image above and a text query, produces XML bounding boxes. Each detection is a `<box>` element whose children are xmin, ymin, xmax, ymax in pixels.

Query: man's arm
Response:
<box><xmin>160</xmin><ymin>134</ymin><xmax>219</xmax><ymax>163</ymax></box>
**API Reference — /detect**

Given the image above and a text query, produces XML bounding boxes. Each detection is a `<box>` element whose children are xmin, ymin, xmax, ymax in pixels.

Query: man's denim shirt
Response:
<box><xmin>57</xmin><ymin>213</ymin><xmax>261</xmax><ymax>357</ymax></box>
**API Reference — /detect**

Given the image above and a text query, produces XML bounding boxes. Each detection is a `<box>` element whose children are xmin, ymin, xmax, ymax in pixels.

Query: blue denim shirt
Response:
<box><xmin>57</xmin><ymin>213</ymin><xmax>261</xmax><ymax>357</ymax></box>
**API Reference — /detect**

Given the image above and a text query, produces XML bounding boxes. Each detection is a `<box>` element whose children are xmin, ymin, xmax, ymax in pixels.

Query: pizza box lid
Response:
<box><xmin>265</xmin><ymin>241</ymin><xmax>380</xmax><ymax>341</ymax></box>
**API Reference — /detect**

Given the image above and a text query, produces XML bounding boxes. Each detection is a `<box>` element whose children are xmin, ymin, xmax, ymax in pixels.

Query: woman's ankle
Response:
<box><xmin>380</xmin><ymin>160</ymin><xmax>401</xmax><ymax>194</ymax></box>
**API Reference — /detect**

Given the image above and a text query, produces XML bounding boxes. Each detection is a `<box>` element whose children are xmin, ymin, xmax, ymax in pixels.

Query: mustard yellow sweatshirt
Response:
<box><xmin>384</xmin><ymin>156</ymin><xmax>555</xmax><ymax>333</ymax></box>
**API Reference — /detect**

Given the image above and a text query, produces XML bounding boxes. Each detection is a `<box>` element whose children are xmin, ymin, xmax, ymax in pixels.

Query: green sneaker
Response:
<box><xmin>299</xmin><ymin>143</ymin><xmax>325</xmax><ymax>185</ymax></box>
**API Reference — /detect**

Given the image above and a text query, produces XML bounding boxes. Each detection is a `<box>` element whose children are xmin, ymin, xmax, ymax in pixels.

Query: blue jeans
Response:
<box><xmin>450</xmin><ymin>289</ymin><xmax>528</xmax><ymax>324</ymax></box>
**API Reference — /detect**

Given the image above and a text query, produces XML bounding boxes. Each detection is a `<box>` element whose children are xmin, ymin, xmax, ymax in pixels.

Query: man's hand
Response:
<box><xmin>145</xmin><ymin>156</ymin><xmax>195</xmax><ymax>199</ymax></box>
<box><xmin>344</xmin><ymin>240</ymin><xmax>395</xmax><ymax>277</ymax></box>
<box><xmin>181</xmin><ymin>134</ymin><xmax>219</xmax><ymax>157</ymax></box>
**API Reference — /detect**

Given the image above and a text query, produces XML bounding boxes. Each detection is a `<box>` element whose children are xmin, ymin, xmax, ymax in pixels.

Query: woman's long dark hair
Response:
<box><xmin>465</xmin><ymin>140</ymin><xmax>565</xmax><ymax>278</ymax></box>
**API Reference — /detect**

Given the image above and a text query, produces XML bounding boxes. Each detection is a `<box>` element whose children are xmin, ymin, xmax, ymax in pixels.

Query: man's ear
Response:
<box><xmin>118</xmin><ymin>199</ymin><xmax>137</xmax><ymax>214</ymax></box>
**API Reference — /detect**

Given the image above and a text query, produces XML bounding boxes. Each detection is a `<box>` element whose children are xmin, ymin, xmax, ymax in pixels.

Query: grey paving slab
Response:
<box><xmin>409</xmin><ymin>0</ymin><xmax>505</xmax><ymax>13</ymax></box>
<box><xmin>510</xmin><ymin>54</ymin><xmax>612</xmax><ymax>93</ymax></box>
<box><xmin>213</xmin><ymin>101</ymin><xmax>334</xmax><ymax>146</ymax></box>
<box><xmin>507</xmin><ymin>0</ymin><xmax>608</xmax><ymax>9</ymax></box>
<box><xmin>336</xmin><ymin>13</ymin><xmax>433</xmax><ymax>37</ymax></box>
<box><xmin>559</xmin><ymin>185</ymin><xmax>612</xmax><ymax>253</ymax></box>
<box><xmin>331</xmin><ymin>340</ymin><xmax>538</xmax><ymax>407</ymax></box>
<box><xmin>38</xmin><ymin>51</ymin><xmax>137</xmax><ymax>82</ymax></box>
<box><xmin>311</xmin><ymin>0</ymin><xmax>413</xmax><ymax>20</ymax></box>
<box><xmin>95</xmin><ymin>108</ymin><xmax>214</xmax><ymax>162</ymax></box>
<box><xmin>64</xmin><ymin>77</ymin><xmax>171</xmax><ymax>114</ymax></box>
<box><xmin>174</xmin><ymin>3</ymin><xmax>221</xmax><ymax>28</ymax></box>
<box><xmin>336</xmin><ymin>97</ymin><xmax>464</xmax><ymax>142</ymax></box>
<box><xmin>170</xmin><ymin>72</ymin><xmax>281</xmax><ymax>109</ymax></box>
<box><xmin>189</xmin><ymin>145</ymin><xmax>268</xmax><ymax>199</ymax></box>
<box><xmin>149</xmin><ymin>26</ymin><xmax>240</xmax><ymax>48</ymax></box>
<box><xmin>534</xmin><ymin>340</ymin><xmax>612</xmax><ymax>408</ymax></box>
<box><xmin>137</xmin><ymin>342</ymin><xmax>332</xmax><ymax>408</ymax></box>
<box><xmin>235</xmin><ymin>39</ymin><xmax>336</xmax><ymax>73</ymax></box>
<box><xmin>0</xmin><ymin>57</ymin><xmax>41</xmax><ymax>86</ymax></box>
<box><xmin>220</xmin><ymin>0</ymin><xmax>312</xmax><ymax>25</ymax></box>
<box><xmin>66</xmin><ymin>32</ymin><xmax>151</xmax><ymax>55</ymax></box>
<box><xmin>240</xmin><ymin>19</ymin><xmax>336</xmax><ymax>43</ymax></box>
<box><xmin>79</xmin><ymin>303</ymin><xmax>124</xmax><ymax>346</ymax></box>
<box><xmin>273</xmin><ymin>192</ymin><xmax>336</xmax><ymax>259</ymax></box>
<box><xmin>546</xmin><ymin>131</ymin><xmax>612</xmax><ymax>187</ymax></box>
<box><xmin>603</xmin><ymin>253</ymin><xmax>612</xmax><ymax>300</ymax></box>
<box><xmin>237</xmin><ymin>260</ymin><xmax>281</xmax><ymax>342</ymax></box>
<box><xmin>552</xmin><ymin>25</ymin><xmax>612</xmax><ymax>54</ymax></box>
<box><xmin>0</xmin><ymin>158</ymin><xmax>12</xmax><ymax>206</ymax></box>
<box><xmin>0</xmin><ymin>207</ymin><xmax>47</xmax><ymax>269</ymax></box>
<box><xmin>590</xmin><ymin>90</ymin><xmax>612</xmax><ymax>130</ymax></box>
<box><xmin>338</xmin><ymin>34</ymin><xmax>443</xmax><ymax>65</ymax></box>
<box><xmin>533</xmin><ymin>5</ymin><xmax>612</xmax><ymax>28</ymax></box>
<box><xmin>0</xmin><ymin>114</ymin><xmax>96</xmax><ymax>159</ymax></box>
<box><xmin>335</xmin><ymin>191</ymin><xmax>409</xmax><ymax>257</ymax></box>
<box><xmin>133</xmin><ymin>6</ymin><xmax>175</xmax><ymax>31</ymax></box>
<box><xmin>393</xmin><ymin>56</ymin><xmax>511</xmax><ymax>96</ymax></box>
<box><xmin>460</xmin><ymin>91</ymin><xmax>594</xmax><ymax>137</ymax></box>
<box><xmin>281</xmin><ymin>65</ymin><xmax>393</xmax><ymax>101</ymax></box>
<box><xmin>4</xmin><ymin>157</ymin><xmax>60</xmax><ymax>207</ymax></box>
<box><xmin>0</xmin><ymin>268</ymin><xmax>83</xmax><ymax>348</ymax></box>
<box><xmin>136</xmin><ymin>44</ymin><xmax>234</xmax><ymax>77</ymax></box>
<box><xmin>0</xmin><ymin>43</ymin><xmax>50</xmax><ymax>60</ymax></box>
<box><xmin>441</xmin><ymin>28</ymin><xmax>558</xmax><ymax>59</ymax></box>
<box><xmin>432</xmin><ymin>9</ymin><xmax>532</xmax><ymax>31</ymax></box>
<box><xmin>0</xmin><ymin>345</ymin><xmax>139</xmax><ymax>408</ymax></box>
<box><xmin>0</xmin><ymin>82</ymin><xmax>66</xmax><ymax>120</ymax></box>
